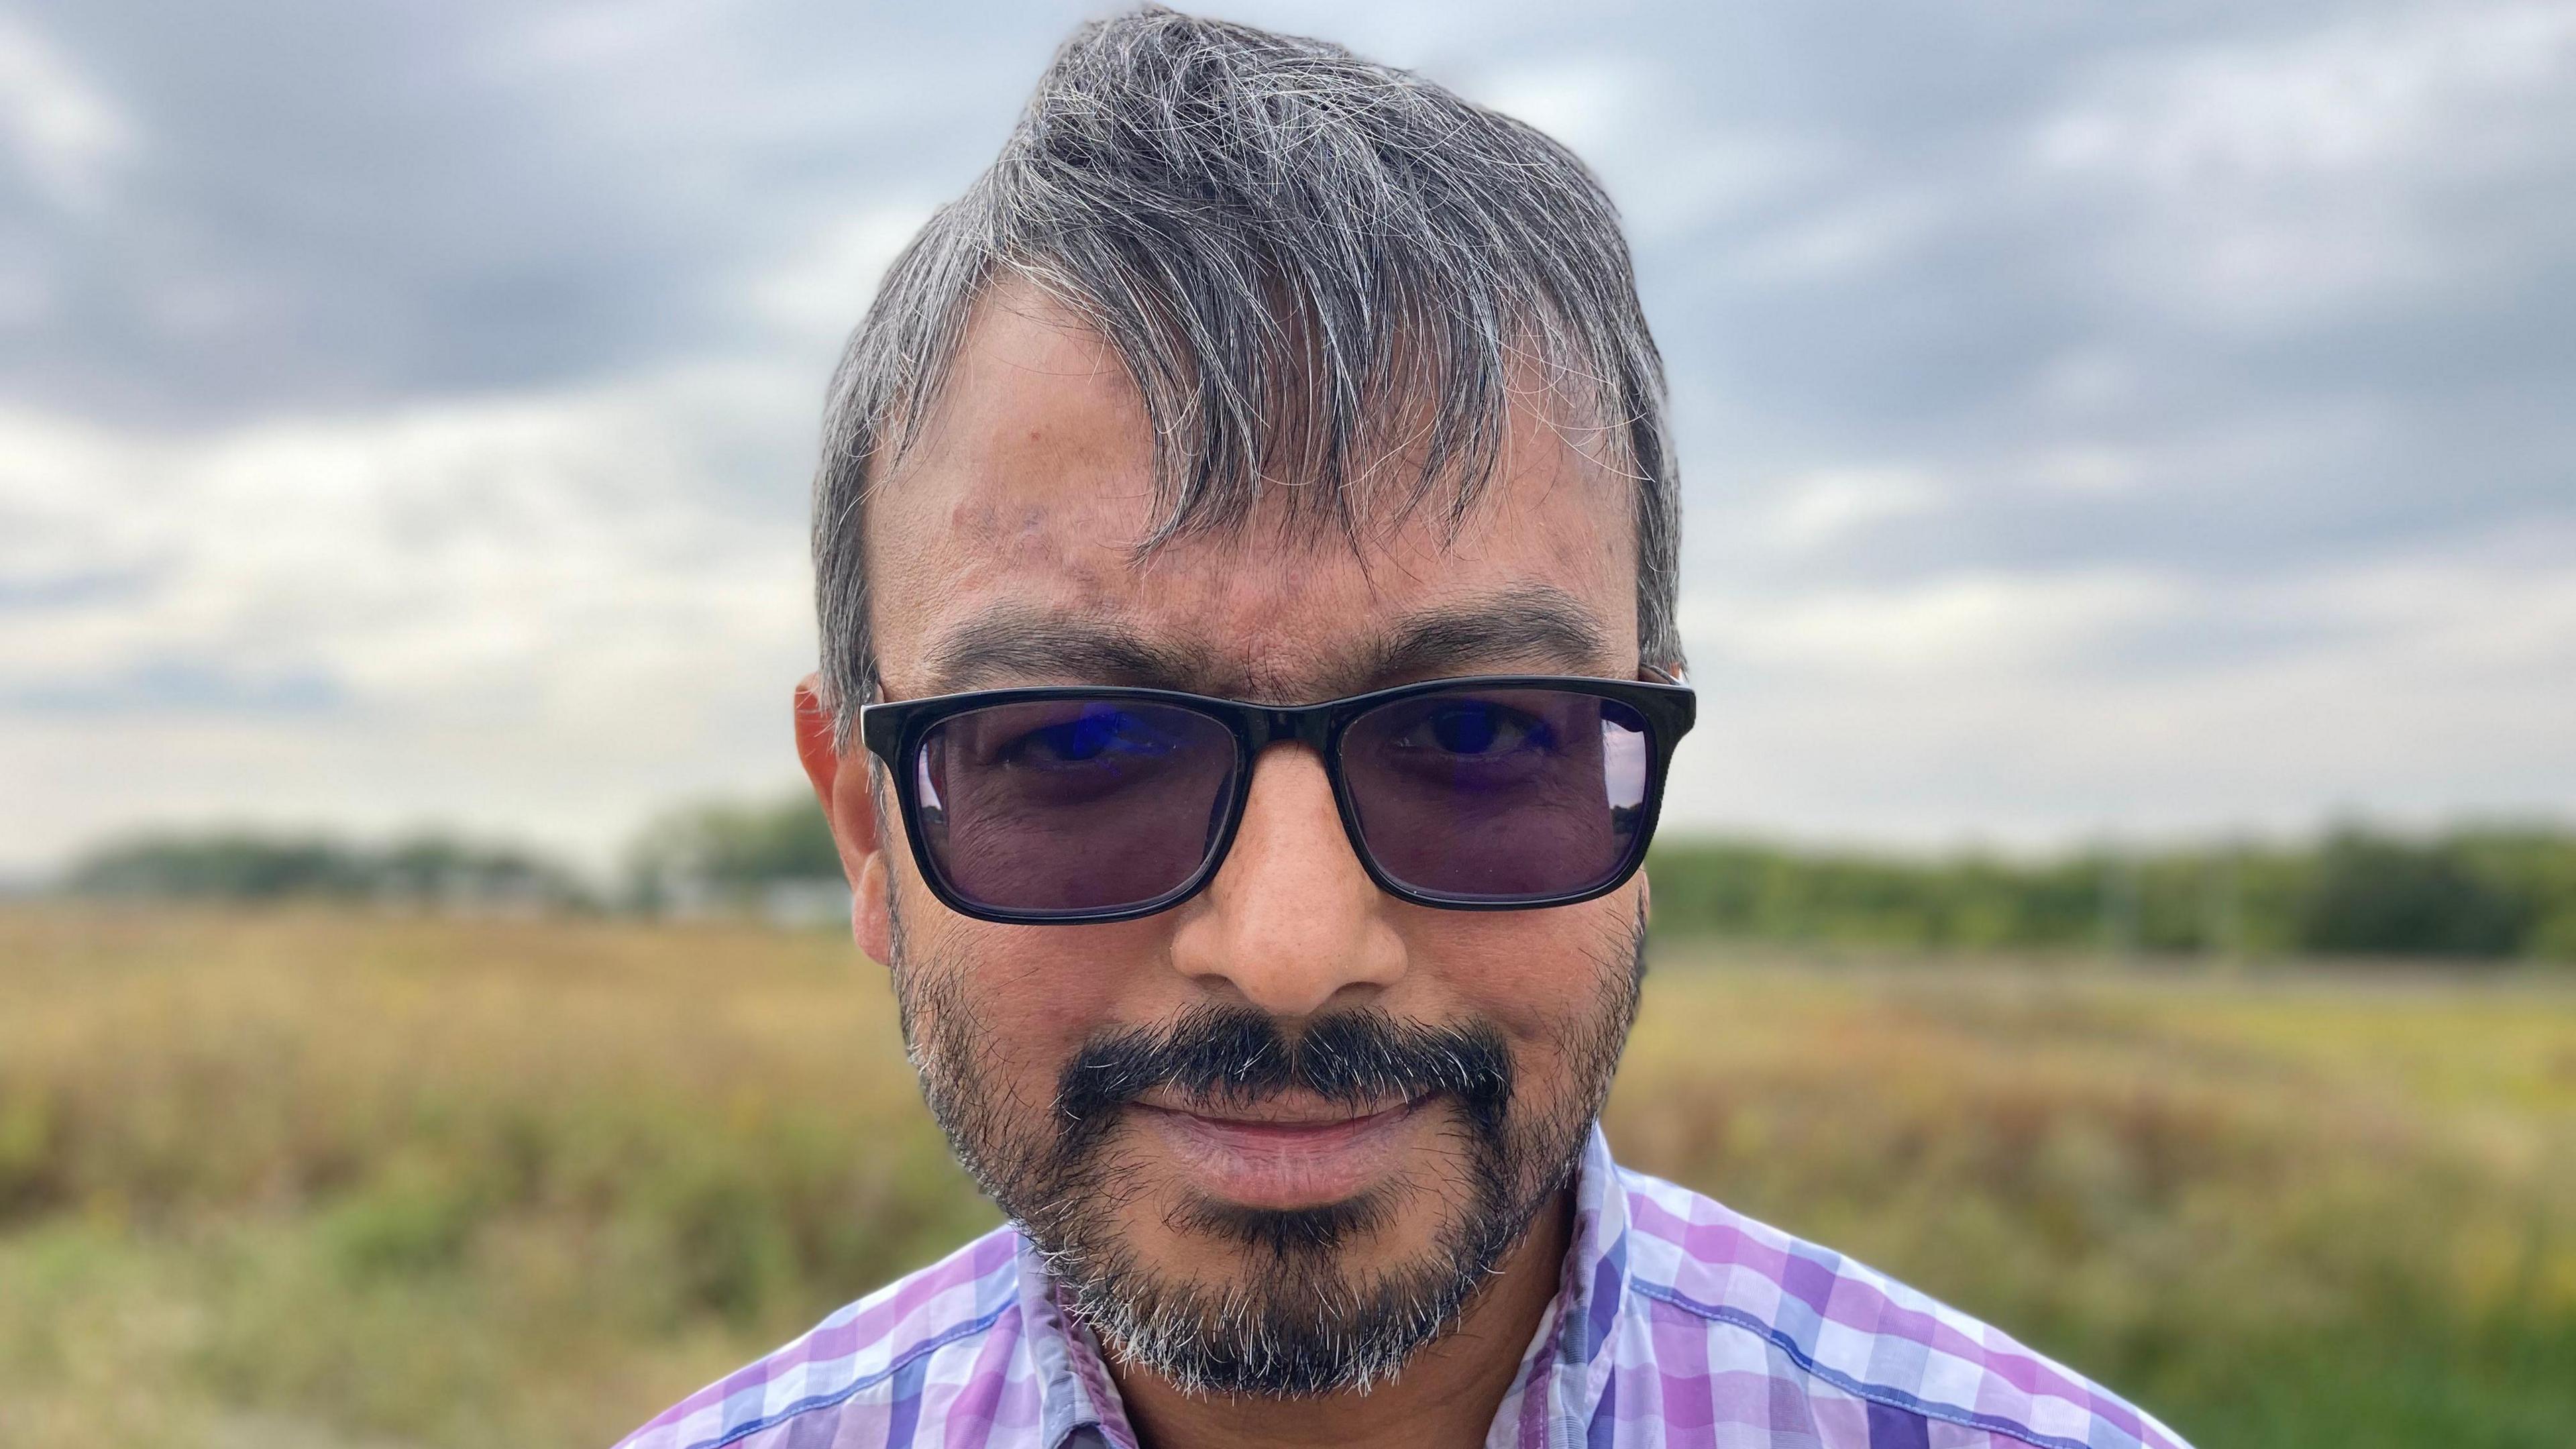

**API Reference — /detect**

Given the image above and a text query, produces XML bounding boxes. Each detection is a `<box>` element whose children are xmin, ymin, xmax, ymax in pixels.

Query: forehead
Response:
<box><xmin>863</xmin><ymin>286</ymin><xmax>1638</xmax><ymax>701</ymax></box>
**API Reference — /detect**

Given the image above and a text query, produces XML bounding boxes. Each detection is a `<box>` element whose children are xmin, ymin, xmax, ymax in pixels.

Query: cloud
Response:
<box><xmin>1683</xmin><ymin>568</ymin><xmax>2182</xmax><ymax>679</ymax></box>
<box><xmin>0</xmin><ymin>1</ymin><xmax>1042</xmax><ymax>427</ymax></box>
<box><xmin>1</xmin><ymin>372</ymin><xmax>814</xmax><ymax>706</ymax></box>
<box><xmin>1464</xmin><ymin>53</ymin><xmax>1644</xmax><ymax>158</ymax></box>
<box><xmin>1725</xmin><ymin>189</ymin><xmax>1947</xmax><ymax>282</ymax></box>
<box><xmin>2037</xmin><ymin>2</ymin><xmax>2576</xmax><ymax>182</ymax></box>
<box><xmin>742</xmin><ymin>203</ymin><xmax>937</xmax><ymax>349</ymax></box>
<box><xmin>0</xmin><ymin>367</ymin><xmax>821</xmax><ymax>867</ymax></box>
<box><xmin>1666</xmin><ymin>529</ymin><xmax>2576</xmax><ymax>845</ymax></box>
<box><xmin>1757</xmin><ymin>467</ymin><xmax>1947</xmax><ymax>552</ymax></box>
<box><xmin>2</xmin><ymin>659</ymin><xmax>347</xmax><ymax>716</ymax></box>
<box><xmin>0</xmin><ymin>11</ymin><xmax>135</xmax><ymax>211</ymax></box>
<box><xmin>2031</xmin><ymin>0</ymin><xmax>2576</xmax><ymax>322</ymax></box>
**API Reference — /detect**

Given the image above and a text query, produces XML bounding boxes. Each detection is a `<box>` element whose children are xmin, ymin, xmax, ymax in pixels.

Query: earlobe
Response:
<box><xmin>794</xmin><ymin>675</ymin><xmax>896</xmax><ymax>965</ymax></box>
<box><xmin>851</xmin><ymin>851</ymin><xmax>894</xmax><ymax>966</ymax></box>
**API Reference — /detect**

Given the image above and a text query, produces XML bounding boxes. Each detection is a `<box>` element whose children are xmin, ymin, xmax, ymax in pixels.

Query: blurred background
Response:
<box><xmin>3</xmin><ymin>2</ymin><xmax>2572</xmax><ymax>1447</ymax></box>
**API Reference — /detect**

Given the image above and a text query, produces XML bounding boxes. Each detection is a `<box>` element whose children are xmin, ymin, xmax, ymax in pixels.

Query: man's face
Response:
<box><xmin>820</xmin><ymin>286</ymin><xmax>1648</xmax><ymax>1393</ymax></box>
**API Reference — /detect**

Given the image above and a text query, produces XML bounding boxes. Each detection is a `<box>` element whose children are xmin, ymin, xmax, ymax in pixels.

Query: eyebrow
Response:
<box><xmin>1356</xmin><ymin>584</ymin><xmax>1611</xmax><ymax>686</ymax></box>
<box><xmin>918</xmin><ymin>610</ymin><xmax>1218</xmax><ymax>694</ymax></box>
<box><xmin>914</xmin><ymin>582</ymin><xmax>1615</xmax><ymax>700</ymax></box>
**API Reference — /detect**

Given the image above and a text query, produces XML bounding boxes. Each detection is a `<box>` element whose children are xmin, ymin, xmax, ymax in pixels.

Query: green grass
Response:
<box><xmin>1</xmin><ymin>908</ymin><xmax>2571</xmax><ymax>1448</ymax></box>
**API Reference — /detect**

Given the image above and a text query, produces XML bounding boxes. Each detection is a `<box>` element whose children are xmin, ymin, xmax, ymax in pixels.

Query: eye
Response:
<box><xmin>999</xmin><ymin>708</ymin><xmax>1180</xmax><ymax>769</ymax></box>
<box><xmin>1391</xmin><ymin>700</ymin><xmax>1551</xmax><ymax>758</ymax></box>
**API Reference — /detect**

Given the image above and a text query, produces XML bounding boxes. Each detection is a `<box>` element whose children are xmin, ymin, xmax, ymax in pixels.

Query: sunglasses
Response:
<box><xmin>859</xmin><ymin>673</ymin><xmax>1695</xmax><ymax>924</ymax></box>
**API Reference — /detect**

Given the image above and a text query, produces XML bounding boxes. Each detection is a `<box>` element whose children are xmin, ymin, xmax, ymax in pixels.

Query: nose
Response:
<box><xmin>1169</xmin><ymin>743</ymin><xmax>1407</xmax><ymax>1018</ymax></box>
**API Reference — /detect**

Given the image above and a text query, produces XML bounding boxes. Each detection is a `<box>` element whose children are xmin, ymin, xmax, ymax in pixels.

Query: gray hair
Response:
<box><xmin>814</xmin><ymin>6</ymin><xmax>1680</xmax><ymax>741</ymax></box>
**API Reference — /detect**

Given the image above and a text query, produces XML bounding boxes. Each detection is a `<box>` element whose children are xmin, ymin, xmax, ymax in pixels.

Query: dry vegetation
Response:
<box><xmin>2</xmin><ymin>907</ymin><xmax>2571</xmax><ymax>1448</ymax></box>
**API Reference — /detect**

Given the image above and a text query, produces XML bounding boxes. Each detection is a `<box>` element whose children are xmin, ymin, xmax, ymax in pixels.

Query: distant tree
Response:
<box><xmin>61</xmin><ymin>831</ymin><xmax>592</xmax><ymax>910</ymax></box>
<box><xmin>2451</xmin><ymin>828</ymin><xmax>2576</xmax><ymax>962</ymax></box>
<box><xmin>372</xmin><ymin>834</ymin><xmax>594</xmax><ymax>910</ymax></box>
<box><xmin>623</xmin><ymin>794</ymin><xmax>842</xmax><ymax>914</ymax></box>
<box><xmin>66</xmin><ymin>833</ymin><xmax>374</xmax><ymax>900</ymax></box>
<box><xmin>2298</xmin><ymin>829</ymin><xmax>2534</xmax><ymax>959</ymax></box>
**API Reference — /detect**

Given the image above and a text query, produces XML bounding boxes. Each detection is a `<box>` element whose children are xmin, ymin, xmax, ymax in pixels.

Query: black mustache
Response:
<box><xmin>1053</xmin><ymin>1005</ymin><xmax>1513</xmax><ymax>1154</ymax></box>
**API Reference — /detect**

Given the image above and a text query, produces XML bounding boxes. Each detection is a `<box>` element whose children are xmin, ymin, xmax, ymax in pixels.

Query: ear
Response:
<box><xmin>795</xmin><ymin>674</ymin><xmax>895</xmax><ymax>966</ymax></box>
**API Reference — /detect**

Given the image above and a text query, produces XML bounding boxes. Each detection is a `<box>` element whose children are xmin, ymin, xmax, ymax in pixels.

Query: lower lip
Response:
<box><xmin>1135</xmin><ymin>1099</ymin><xmax>1428</xmax><ymax>1209</ymax></box>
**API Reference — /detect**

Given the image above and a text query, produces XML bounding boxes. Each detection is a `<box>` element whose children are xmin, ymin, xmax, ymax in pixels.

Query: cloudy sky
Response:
<box><xmin>4</xmin><ymin>0</ymin><xmax>2573</xmax><ymax>874</ymax></box>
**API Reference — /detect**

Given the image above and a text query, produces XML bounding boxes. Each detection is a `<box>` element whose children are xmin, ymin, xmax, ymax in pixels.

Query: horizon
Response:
<box><xmin>31</xmin><ymin>802</ymin><xmax>2576</xmax><ymax>889</ymax></box>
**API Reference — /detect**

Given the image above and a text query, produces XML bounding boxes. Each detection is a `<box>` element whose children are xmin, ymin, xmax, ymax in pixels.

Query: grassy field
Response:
<box><xmin>1</xmin><ymin>907</ymin><xmax>2571</xmax><ymax>1448</ymax></box>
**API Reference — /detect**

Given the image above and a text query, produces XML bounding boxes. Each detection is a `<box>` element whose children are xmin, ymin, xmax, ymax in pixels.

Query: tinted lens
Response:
<box><xmin>1338</xmin><ymin>687</ymin><xmax>1652</xmax><ymax>902</ymax></box>
<box><xmin>912</xmin><ymin>698</ymin><xmax>1239</xmax><ymax>915</ymax></box>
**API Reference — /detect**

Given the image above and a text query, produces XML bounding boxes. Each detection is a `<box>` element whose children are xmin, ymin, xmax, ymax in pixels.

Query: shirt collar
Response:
<box><xmin>1493</xmin><ymin>1123</ymin><xmax>1629</xmax><ymax>1447</ymax></box>
<box><xmin>1017</xmin><ymin>1239</ymin><xmax>1139</xmax><ymax>1449</ymax></box>
<box><xmin>1017</xmin><ymin>1122</ymin><xmax>1631</xmax><ymax>1449</ymax></box>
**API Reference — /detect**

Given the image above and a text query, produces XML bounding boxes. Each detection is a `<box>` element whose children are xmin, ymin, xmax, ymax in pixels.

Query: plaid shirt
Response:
<box><xmin>619</xmin><ymin>1127</ymin><xmax>2192</xmax><ymax>1449</ymax></box>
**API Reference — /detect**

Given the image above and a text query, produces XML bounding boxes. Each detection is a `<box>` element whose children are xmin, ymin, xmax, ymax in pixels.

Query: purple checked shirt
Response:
<box><xmin>618</xmin><ymin>1127</ymin><xmax>2192</xmax><ymax>1449</ymax></box>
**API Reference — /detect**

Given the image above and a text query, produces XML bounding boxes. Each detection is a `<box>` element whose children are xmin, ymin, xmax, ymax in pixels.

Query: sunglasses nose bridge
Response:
<box><xmin>1244</xmin><ymin>704</ymin><xmax>1331</xmax><ymax>752</ymax></box>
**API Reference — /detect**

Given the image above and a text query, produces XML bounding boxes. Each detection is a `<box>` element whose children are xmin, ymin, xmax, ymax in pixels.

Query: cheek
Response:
<box><xmin>902</xmin><ymin>902</ymin><xmax>1172</xmax><ymax>1104</ymax></box>
<box><xmin>1403</xmin><ymin>891</ymin><xmax>1639</xmax><ymax>1072</ymax></box>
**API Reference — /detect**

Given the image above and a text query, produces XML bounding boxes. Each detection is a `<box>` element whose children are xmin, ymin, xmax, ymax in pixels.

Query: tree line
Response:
<box><xmin>1646</xmin><ymin>828</ymin><xmax>2576</xmax><ymax>962</ymax></box>
<box><xmin>51</xmin><ymin>801</ymin><xmax>2576</xmax><ymax>963</ymax></box>
<box><xmin>60</xmin><ymin>831</ymin><xmax>596</xmax><ymax>912</ymax></box>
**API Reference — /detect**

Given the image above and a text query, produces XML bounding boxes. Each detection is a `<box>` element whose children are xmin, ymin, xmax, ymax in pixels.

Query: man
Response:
<box><xmin>622</xmin><ymin>10</ymin><xmax>2190</xmax><ymax>1448</ymax></box>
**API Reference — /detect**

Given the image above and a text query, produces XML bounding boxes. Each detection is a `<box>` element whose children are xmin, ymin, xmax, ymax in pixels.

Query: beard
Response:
<box><xmin>885</xmin><ymin>898</ymin><xmax>1646</xmax><ymax>1398</ymax></box>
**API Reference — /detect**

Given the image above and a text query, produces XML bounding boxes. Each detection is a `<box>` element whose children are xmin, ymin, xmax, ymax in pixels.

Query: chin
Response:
<box><xmin>1066</xmin><ymin>1189</ymin><xmax>1510</xmax><ymax>1399</ymax></box>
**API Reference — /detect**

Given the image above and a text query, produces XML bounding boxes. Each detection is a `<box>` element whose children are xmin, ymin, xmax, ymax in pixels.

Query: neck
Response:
<box><xmin>1103</xmin><ymin>1188</ymin><xmax>1574</xmax><ymax>1449</ymax></box>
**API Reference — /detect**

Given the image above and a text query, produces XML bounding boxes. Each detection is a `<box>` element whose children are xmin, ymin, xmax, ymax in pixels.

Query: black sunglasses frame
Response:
<box><xmin>859</xmin><ymin>674</ymin><xmax>1697</xmax><ymax>925</ymax></box>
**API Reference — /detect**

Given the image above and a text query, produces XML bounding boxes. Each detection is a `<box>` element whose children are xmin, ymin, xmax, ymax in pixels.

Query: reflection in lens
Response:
<box><xmin>916</xmin><ymin>699</ymin><xmax>1238</xmax><ymax>914</ymax></box>
<box><xmin>1340</xmin><ymin>688</ymin><xmax>1650</xmax><ymax>902</ymax></box>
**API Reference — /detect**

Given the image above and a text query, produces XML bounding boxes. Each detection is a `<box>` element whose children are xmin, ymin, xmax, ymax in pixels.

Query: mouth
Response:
<box><xmin>1130</xmin><ymin>1092</ymin><xmax>1432</xmax><ymax>1210</ymax></box>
